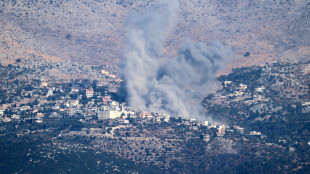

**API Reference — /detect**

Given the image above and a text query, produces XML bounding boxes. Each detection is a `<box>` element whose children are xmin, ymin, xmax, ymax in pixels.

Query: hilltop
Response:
<box><xmin>0</xmin><ymin>0</ymin><xmax>309</xmax><ymax>71</ymax></box>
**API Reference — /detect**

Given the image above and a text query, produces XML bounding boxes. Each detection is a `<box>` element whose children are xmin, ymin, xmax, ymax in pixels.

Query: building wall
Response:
<box><xmin>98</xmin><ymin>110</ymin><xmax>135</xmax><ymax>120</ymax></box>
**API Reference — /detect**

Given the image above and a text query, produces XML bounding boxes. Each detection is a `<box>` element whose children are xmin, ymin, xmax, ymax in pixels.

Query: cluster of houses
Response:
<box><xmin>214</xmin><ymin>81</ymin><xmax>269</xmax><ymax>104</ymax></box>
<box><xmin>1</xmin><ymin>77</ymin><xmax>262</xmax><ymax>140</ymax></box>
<box><xmin>0</xmin><ymin>64</ymin><xmax>268</xmax><ymax>142</ymax></box>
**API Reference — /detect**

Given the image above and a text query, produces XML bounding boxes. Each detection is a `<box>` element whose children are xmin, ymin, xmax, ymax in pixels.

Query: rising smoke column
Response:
<box><xmin>119</xmin><ymin>0</ymin><xmax>231</xmax><ymax>120</ymax></box>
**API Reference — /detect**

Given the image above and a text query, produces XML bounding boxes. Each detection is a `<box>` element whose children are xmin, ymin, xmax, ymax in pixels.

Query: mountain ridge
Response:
<box><xmin>0</xmin><ymin>0</ymin><xmax>309</xmax><ymax>71</ymax></box>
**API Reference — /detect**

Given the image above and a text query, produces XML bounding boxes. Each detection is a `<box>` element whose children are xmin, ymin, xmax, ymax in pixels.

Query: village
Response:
<box><xmin>0</xmin><ymin>59</ymin><xmax>254</xmax><ymax>137</ymax></box>
<box><xmin>0</xmin><ymin>64</ymin><xmax>252</xmax><ymax>140</ymax></box>
<box><xmin>0</xmin><ymin>60</ymin><xmax>309</xmax><ymax>173</ymax></box>
<box><xmin>1</xmin><ymin>60</ymin><xmax>309</xmax><ymax>145</ymax></box>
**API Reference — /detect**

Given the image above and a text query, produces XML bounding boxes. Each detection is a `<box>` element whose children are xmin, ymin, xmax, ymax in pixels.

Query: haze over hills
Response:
<box><xmin>0</xmin><ymin>1</ymin><xmax>310</xmax><ymax>173</ymax></box>
<box><xmin>0</xmin><ymin>0</ymin><xmax>309</xmax><ymax>70</ymax></box>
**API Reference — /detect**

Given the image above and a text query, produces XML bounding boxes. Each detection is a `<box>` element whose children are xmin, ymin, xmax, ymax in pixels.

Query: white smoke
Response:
<box><xmin>119</xmin><ymin>0</ymin><xmax>231</xmax><ymax>120</ymax></box>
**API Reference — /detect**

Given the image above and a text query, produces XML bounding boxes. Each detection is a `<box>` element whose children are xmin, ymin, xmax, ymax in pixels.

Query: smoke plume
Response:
<box><xmin>119</xmin><ymin>0</ymin><xmax>231</xmax><ymax>120</ymax></box>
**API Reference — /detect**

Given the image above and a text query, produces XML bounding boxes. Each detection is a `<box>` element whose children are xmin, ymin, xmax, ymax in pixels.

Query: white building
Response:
<box><xmin>302</xmin><ymin>102</ymin><xmax>310</xmax><ymax>106</ymax></box>
<box><xmin>224</xmin><ymin>81</ymin><xmax>232</xmax><ymax>86</ymax></box>
<box><xmin>41</xmin><ymin>82</ymin><xmax>48</xmax><ymax>87</ymax></box>
<box><xmin>203</xmin><ymin>121</ymin><xmax>209</xmax><ymax>126</ymax></box>
<box><xmin>71</xmin><ymin>87</ymin><xmax>79</xmax><ymax>93</ymax></box>
<box><xmin>36</xmin><ymin>113</ymin><xmax>44</xmax><ymax>118</ymax></box>
<box><xmin>101</xmin><ymin>70</ymin><xmax>116</xmax><ymax>78</ymax></box>
<box><xmin>65</xmin><ymin>100</ymin><xmax>79</xmax><ymax>107</ymax></box>
<box><xmin>239</xmin><ymin>84</ymin><xmax>247</xmax><ymax>91</ymax></box>
<box><xmin>255</xmin><ymin>86</ymin><xmax>265</xmax><ymax>93</ymax></box>
<box><xmin>85</xmin><ymin>88</ymin><xmax>94</xmax><ymax>98</ymax></box>
<box><xmin>164</xmin><ymin>115</ymin><xmax>170</xmax><ymax>122</ymax></box>
<box><xmin>234</xmin><ymin>91</ymin><xmax>244</xmax><ymax>96</ymax></box>
<box><xmin>47</xmin><ymin>87</ymin><xmax>54</xmax><ymax>96</ymax></box>
<box><xmin>234</xmin><ymin>125</ymin><xmax>244</xmax><ymax>134</ymax></box>
<box><xmin>101</xmin><ymin>70</ymin><xmax>110</xmax><ymax>76</ymax></box>
<box><xmin>203</xmin><ymin>134</ymin><xmax>210</xmax><ymax>142</ymax></box>
<box><xmin>11</xmin><ymin>114</ymin><xmax>20</xmax><ymax>120</ymax></box>
<box><xmin>35</xmin><ymin>118</ymin><xmax>43</xmax><ymax>123</ymax></box>
<box><xmin>3</xmin><ymin>117</ymin><xmax>11</xmax><ymax>122</ymax></box>
<box><xmin>98</xmin><ymin>108</ymin><xmax>135</xmax><ymax>120</ymax></box>
<box><xmin>250</xmin><ymin>131</ymin><xmax>262</xmax><ymax>136</ymax></box>
<box><xmin>190</xmin><ymin>118</ymin><xmax>196</xmax><ymax>122</ymax></box>
<box><xmin>217</xmin><ymin>125</ymin><xmax>225</xmax><ymax>136</ymax></box>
